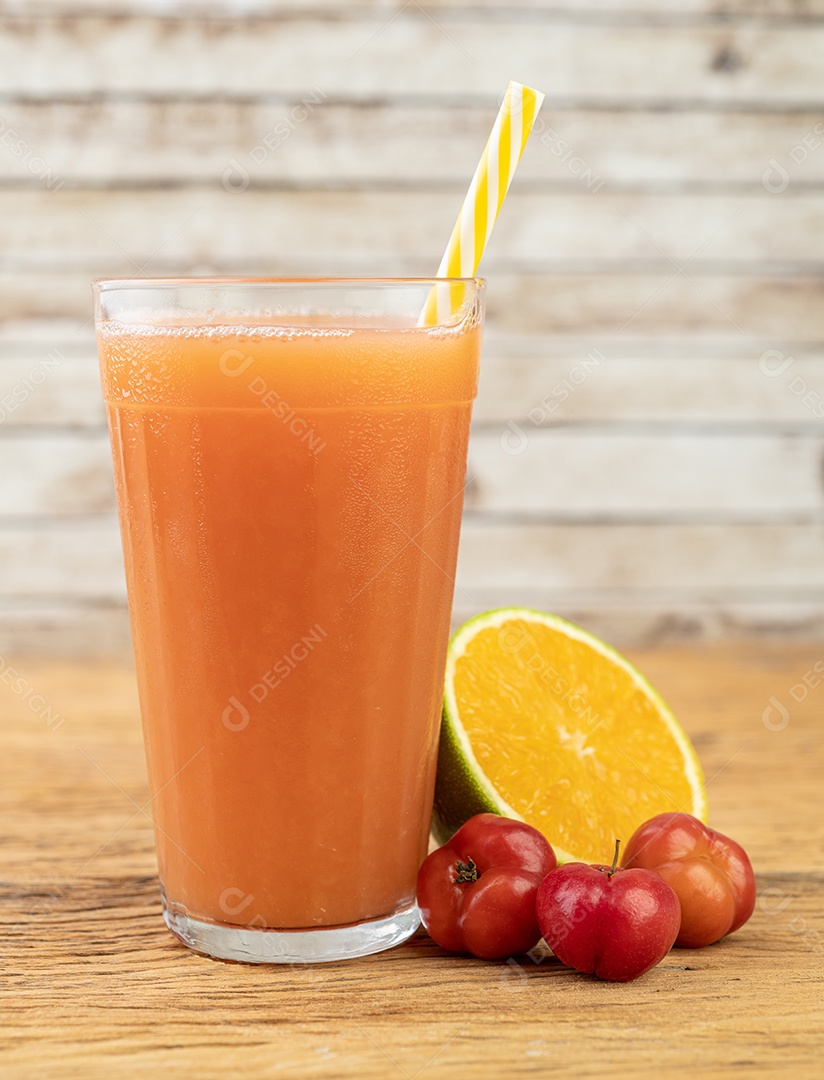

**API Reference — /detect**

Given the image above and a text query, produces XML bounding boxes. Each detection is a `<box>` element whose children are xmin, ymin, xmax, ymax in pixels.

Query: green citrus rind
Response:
<box><xmin>432</xmin><ymin>607</ymin><xmax>708</xmax><ymax>860</ymax></box>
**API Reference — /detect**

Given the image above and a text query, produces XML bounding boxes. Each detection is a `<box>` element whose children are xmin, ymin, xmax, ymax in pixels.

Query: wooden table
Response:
<box><xmin>2</xmin><ymin>644</ymin><xmax>822</xmax><ymax>1077</ymax></box>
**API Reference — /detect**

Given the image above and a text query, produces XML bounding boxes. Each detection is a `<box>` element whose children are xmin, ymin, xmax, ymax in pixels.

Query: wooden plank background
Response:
<box><xmin>2</xmin><ymin>644</ymin><xmax>823</xmax><ymax>1076</ymax></box>
<box><xmin>1</xmin><ymin>0</ymin><xmax>823</xmax><ymax>651</ymax></box>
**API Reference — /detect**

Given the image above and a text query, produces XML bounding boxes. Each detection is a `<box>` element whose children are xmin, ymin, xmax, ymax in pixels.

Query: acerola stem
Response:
<box><xmin>454</xmin><ymin>857</ymin><xmax>479</xmax><ymax>884</ymax></box>
<box><xmin>610</xmin><ymin>838</ymin><xmax>621</xmax><ymax>875</ymax></box>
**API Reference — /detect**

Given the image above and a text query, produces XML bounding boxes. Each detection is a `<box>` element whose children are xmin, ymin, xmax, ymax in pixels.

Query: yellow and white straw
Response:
<box><xmin>421</xmin><ymin>80</ymin><xmax>545</xmax><ymax>325</ymax></box>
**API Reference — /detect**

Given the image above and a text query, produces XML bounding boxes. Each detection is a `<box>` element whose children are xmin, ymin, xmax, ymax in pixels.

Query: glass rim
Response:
<box><xmin>92</xmin><ymin>275</ymin><xmax>486</xmax><ymax>293</ymax></box>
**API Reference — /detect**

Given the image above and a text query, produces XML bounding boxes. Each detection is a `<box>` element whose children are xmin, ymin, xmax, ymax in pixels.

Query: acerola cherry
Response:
<box><xmin>621</xmin><ymin>812</ymin><xmax>756</xmax><ymax>948</ymax></box>
<box><xmin>536</xmin><ymin>840</ymin><xmax>681</xmax><ymax>982</ymax></box>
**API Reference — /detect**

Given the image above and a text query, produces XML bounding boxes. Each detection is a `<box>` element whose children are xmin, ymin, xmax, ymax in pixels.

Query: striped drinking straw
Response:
<box><xmin>421</xmin><ymin>80</ymin><xmax>546</xmax><ymax>326</ymax></box>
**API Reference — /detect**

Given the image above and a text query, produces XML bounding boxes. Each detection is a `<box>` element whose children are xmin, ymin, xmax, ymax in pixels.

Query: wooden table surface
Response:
<box><xmin>2</xmin><ymin>644</ymin><xmax>823</xmax><ymax>1078</ymax></box>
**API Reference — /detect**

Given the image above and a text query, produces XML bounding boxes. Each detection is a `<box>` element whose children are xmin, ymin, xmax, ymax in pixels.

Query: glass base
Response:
<box><xmin>162</xmin><ymin>895</ymin><xmax>421</xmax><ymax>964</ymax></box>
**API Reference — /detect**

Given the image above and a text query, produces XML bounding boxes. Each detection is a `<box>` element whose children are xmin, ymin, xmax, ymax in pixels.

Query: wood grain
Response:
<box><xmin>1</xmin><ymin>15</ymin><xmax>821</xmax><ymax>104</ymax></box>
<box><xmin>2</xmin><ymin>190</ymin><xmax>822</xmax><ymax>268</ymax></box>
<box><xmin>0</xmin><ymin>521</ymin><xmax>125</xmax><ymax>599</ymax></box>
<box><xmin>13</xmin><ymin>1</ymin><xmax>824</xmax><ymax>16</ymax></box>
<box><xmin>3</xmin><ymin>518</ymin><xmax>824</xmax><ymax>597</ymax></box>
<box><xmin>4</xmin><ymin>338</ymin><xmax>824</xmax><ymax>428</ymax></box>
<box><xmin>3</xmin><ymin>428</ymin><xmax>824</xmax><ymax>519</ymax></box>
<box><xmin>465</xmin><ymin>430</ymin><xmax>824</xmax><ymax>518</ymax></box>
<box><xmin>0</xmin><ymin>345</ymin><xmax>104</xmax><ymax>428</ymax></box>
<box><xmin>457</xmin><ymin>520</ymin><xmax>824</xmax><ymax>590</ymax></box>
<box><xmin>0</xmin><ymin>645</ymin><xmax>821</xmax><ymax>1077</ymax></box>
<box><xmin>489</xmin><ymin>273</ymin><xmax>824</xmax><ymax>338</ymax></box>
<box><xmin>0</xmin><ymin>2</ymin><xmax>822</xmax><ymax>651</ymax></box>
<box><xmin>1</xmin><ymin>272</ymin><xmax>822</xmax><ymax>339</ymax></box>
<box><xmin>9</xmin><ymin>594</ymin><xmax>824</xmax><ymax>658</ymax></box>
<box><xmin>2</xmin><ymin>101</ymin><xmax>822</xmax><ymax>188</ymax></box>
<box><xmin>0</xmin><ymin>599</ymin><xmax>133</xmax><ymax>655</ymax></box>
<box><xmin>477</xmin><ymin>343</ymin><xmax>824</xmax><ymax>425</ymax></box>
<box><xmin>5</xmin><ymin>336</ymin><xmax>824</xmax><ymax>428</ymax></box>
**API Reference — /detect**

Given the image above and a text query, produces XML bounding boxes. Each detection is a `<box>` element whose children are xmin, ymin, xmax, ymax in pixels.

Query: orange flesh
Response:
<box><xmin>453</xmin><ymin>619</ymin><xmax>700</xmax><ymax>862</ymax></box>
<box><xmin>99</xmin><ymin>318</ymin><xmax>480</xmax><ymax>928</ymax></box>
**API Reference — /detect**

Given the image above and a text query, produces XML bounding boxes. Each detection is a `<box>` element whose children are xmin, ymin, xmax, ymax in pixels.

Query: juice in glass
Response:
<box><xmin>94</xmin><ymin>279</ymin><xmax>484</xmax><ymax>962</ymax></box>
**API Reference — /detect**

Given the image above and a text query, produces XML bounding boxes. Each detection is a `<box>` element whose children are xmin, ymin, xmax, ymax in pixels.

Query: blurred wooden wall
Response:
<box><xmin>1</xmin><ymin>0</ymin><xmax>823</xmax><ymax>652</ymax></box>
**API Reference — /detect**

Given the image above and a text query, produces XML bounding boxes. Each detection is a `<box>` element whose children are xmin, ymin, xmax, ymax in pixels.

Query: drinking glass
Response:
<box><xmin>94</xmin><ymin>278</ymin><xmax>484</xmax><ymax>963</ymax></box>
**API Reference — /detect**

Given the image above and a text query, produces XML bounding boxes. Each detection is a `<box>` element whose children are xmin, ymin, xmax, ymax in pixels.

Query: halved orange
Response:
<box><xmin>433</xmin><ymin>608</ymin><xmax>707</xmax><ymax>862</ymax></box>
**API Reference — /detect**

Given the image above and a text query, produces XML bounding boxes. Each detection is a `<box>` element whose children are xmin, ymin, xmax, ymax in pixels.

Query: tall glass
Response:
<box><xmin>94</xmin><ymin>278</ymin><xmax>484</xmax><ymax>963</ymax></box>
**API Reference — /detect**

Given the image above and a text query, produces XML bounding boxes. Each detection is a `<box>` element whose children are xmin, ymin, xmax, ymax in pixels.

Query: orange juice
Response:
<box><xmin>96</xmin><ymin>280</ymin><xmax>483</xmax><ymax>960</ymax></box>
